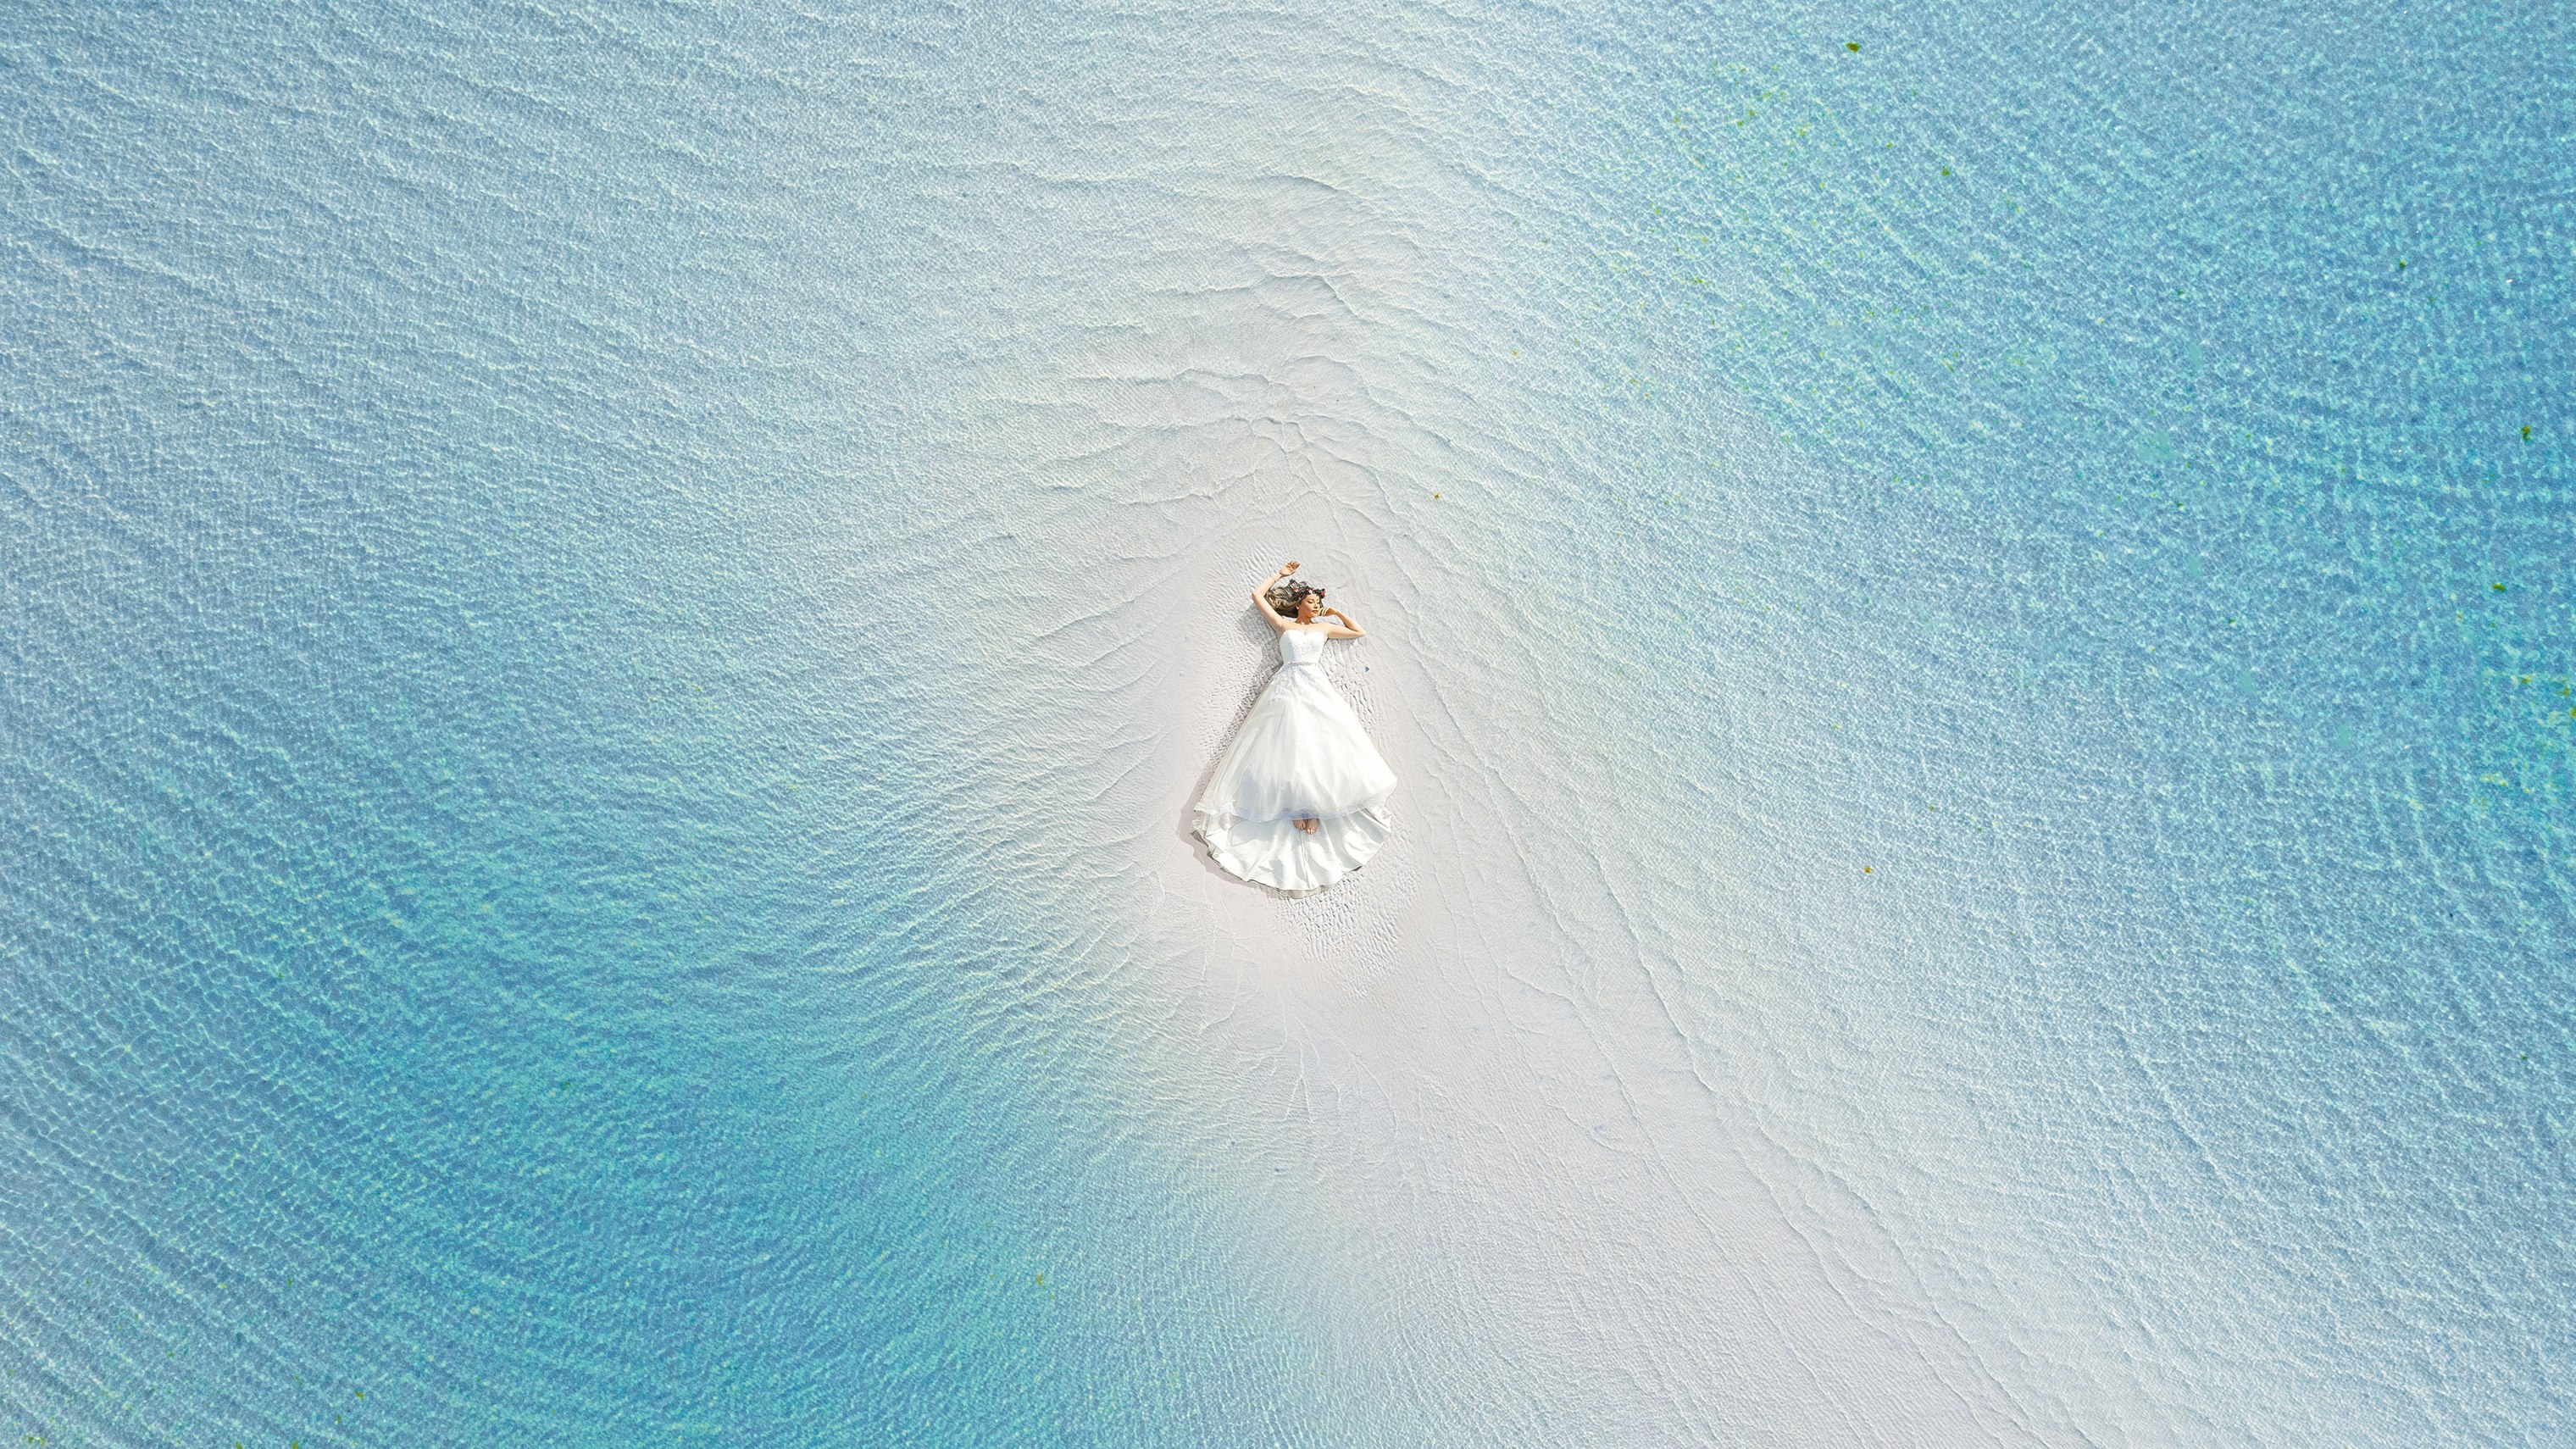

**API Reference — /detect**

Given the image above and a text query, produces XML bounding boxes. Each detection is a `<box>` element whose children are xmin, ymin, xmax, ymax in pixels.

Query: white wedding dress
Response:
<box><xmin>1194</xmin><ymin>625</ymin><xmax>1396</xmax><ymax>891</ymax></box>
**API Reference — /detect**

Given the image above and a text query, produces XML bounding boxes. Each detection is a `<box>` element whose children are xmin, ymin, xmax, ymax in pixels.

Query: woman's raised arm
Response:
<box><xmin>1322</xmin><ymin>607</ymin><xmax>1364</xmax><ymax>640</ymax></box>
<box><xmin>1252</xmin><ymin>560</ymin><xmax>1298</xmax><ymax>631</ymax></box>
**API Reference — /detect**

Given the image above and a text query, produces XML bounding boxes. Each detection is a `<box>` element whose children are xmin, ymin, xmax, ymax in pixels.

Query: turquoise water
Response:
<box><xmin>2</xmin><ymin>1</ymin><xmax>2568</xmax><ymax>1445</ymax></box>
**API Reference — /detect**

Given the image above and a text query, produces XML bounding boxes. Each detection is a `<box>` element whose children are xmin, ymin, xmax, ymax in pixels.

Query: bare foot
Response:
<box><xmin>1294</xmin><ymin>817</ymin><xmax>1319</xmax><ymax>834</ymax></box>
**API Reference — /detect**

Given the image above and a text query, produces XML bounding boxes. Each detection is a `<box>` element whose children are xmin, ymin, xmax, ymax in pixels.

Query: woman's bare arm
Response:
<box><xmin>1252</xmin><ymin>561</ymin><xmax>1298</xmax><ymax>631</ymax></box>
<box><xmin>1322</xmin><ymin>607</ymin><xmax>1364</xmax><ymax>639</ymax></box>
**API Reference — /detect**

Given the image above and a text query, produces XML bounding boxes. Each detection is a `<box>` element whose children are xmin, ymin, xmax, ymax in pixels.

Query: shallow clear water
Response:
<box><xmin>2</xmin><ymin>1</ymin><xmax>2568</xmax><ymax>1445</ymax></box>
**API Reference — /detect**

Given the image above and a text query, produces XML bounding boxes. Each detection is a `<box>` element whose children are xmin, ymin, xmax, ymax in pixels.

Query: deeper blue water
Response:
<box><xmin>3</xmin><ymin>1</ymin><xmax>2568</xmax><ymax>1445</ymax></box>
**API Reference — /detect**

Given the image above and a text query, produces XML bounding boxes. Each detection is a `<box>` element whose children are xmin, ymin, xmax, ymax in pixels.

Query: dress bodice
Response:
<box><xmin>1278</xmin><ymin>626</ymin><xmax>1330</xmax><ymax>668</ymax></box>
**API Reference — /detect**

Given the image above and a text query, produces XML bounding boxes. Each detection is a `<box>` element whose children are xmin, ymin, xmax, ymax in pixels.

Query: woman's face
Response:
<box><xmin>1296</xmin><ymin>594</ymin><xmax>1321</xmax><ymax>622</ymax></box>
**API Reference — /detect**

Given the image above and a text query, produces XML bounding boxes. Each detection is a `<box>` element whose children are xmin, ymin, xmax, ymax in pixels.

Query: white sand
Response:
<box><xmin>840</xmin><ymin>13</ymin><xmax>2184</xmax><ymax>1440</ymax></box>
<box><xmin>897</xmin><ymin>298</ymin><xmax>2150</xmax><ymax>1442</ymax></box>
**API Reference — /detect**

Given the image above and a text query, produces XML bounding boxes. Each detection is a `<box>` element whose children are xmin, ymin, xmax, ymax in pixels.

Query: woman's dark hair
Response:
<box><xmin>1266</xmin><ymin>578</ymin><xmax>1326</xmax><ymax>618</ymax></box>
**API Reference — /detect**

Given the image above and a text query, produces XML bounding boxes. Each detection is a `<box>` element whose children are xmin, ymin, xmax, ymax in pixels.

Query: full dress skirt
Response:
<box><xmin>1194</xmin><ymin>626</ymin><xmax>1396</xmax><ymax>892</ymax></box>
